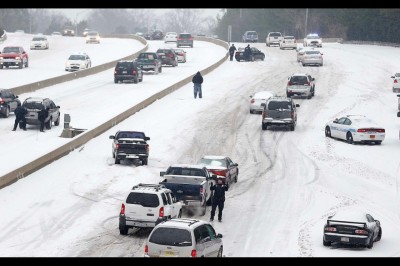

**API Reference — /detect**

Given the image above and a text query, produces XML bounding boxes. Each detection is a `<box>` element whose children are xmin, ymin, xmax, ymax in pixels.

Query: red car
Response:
<box><xmin>199</xmin><ymin>155</ymin><xmax>239</xmax><ymax>186</ymax></box>
<box><xmin>0</xmin><ymin>46</ymin><xmax>29</xmax><ymax>69</ymax></box>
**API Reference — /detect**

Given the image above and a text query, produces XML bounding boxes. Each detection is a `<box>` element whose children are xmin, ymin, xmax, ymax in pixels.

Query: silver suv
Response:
<box><xmin>119</xmin><ymin>184</ymin><xmax>182</xmax><ymax>235</ymax></box>
<box><xmin>145</xmin><ymin>218</ymin><xmax>223</xmax><ymax>257</ymax></box>
<box><xmin>177</xmin><ymin>33</ymin><xmax>193</xmax><ymax>48</ymax></box>
<box><xmin>21</xmin><ymin>97</ymin><xmax>61</xmax><ymax>130</ymax></box>
<box><xmin>261</xmin><ymin>96</ymin><xmax>300</xmax><ymax>131</ymax></box>
<box><xmin>286</xmin><ymin>73</ymin><xmax>315</xmax><ymax>99</ymax></box>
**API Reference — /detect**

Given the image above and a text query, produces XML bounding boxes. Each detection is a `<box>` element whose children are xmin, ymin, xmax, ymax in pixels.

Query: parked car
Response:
<box><xmin>164</xmin><ymin>32</ymin><xmax>178</xmax><ymax>43</ymax></box>
<box><xmin>151</xmin><ymin>30</ymin><xmax>164</xmax><ymax>40</ymax></box>
<box><xmin>62</xmin><ymin>27</ymin><xmax>75</xmax><ymax>36</ymax></box>
<box><xmin>136</xmin><ymin>52</ymin><xmax>162</xmax><ymax>74</ymax></box>
<box><xmin>242</xmin><ymin>31</ymin><xmax>258</xmax><ymax>43</ymax></box>
<box><xmin>145</xmin><ymin>218</ymin><xmax>223</xmax><ymax>257</ymax></box>
<box><xmin>301</xmin><ymin>49</ymin><xmax>323</xmax><ymax>66</ymax></box>
<box><xmin>109</xmin><ymin>130</ymin><xmax>150</xmax><ymax>165</ymax></box>
<box><xmin>249</xmin><ymin>91</ymin><xmax>275</xmax><ymax>114</ymax></box>
<box><xmin>323</xmin><ymin>209</ymin><xmax>382</xmax><ymax>249</ymax></box>
<box><xmin>304</xmin><ymin>33</ymin><xmax>322</xmax><ymax>47</ymax></box>
<box><xmin>114</xmin><ymin>60</ymin><xmax>143</xmax><ymax>83</ymax></box>
<box><xmin>172</xmin><ymin>48</ymin><xmax>187</xmax><ymax>63</ymax></box>
<box><xmin>235</xmin><ymin>47</ymin><xmax>265</xmax><ymax>62</ymax></box>
<box><xmin>119</xmin><ymin>183</ymin><xmax>182</xmax><ymax>235</ymax></box>
<box><xmin>0</xmin><ymin>89</ymin><xmax>21</xmax><ymax>118</ymax></box>
<box><xmin>266</xmin><ymin>32</ymin><xmax>283</xmax><ymax>46</ymax></box>
<box><xmin>156</xmin><ymin>48</ymin><xmax>178</xmax><ymax>67</ymax></box>
<box><xmin>286</xmin><ymin>73</ymin><xmax>315</xmax><ymax>99</ymax></box>
<box><xmin>391</xmin><ymin>73</ymin><xmax>400</xmax><ymax>93</ymax></box>
<box><xmin>280</xmin><ymin>36</ymin><xmax>297</xmax><ymax>50</ymax></box>
<box><xmin>177</xmin><ymin>33</ymin><xmax>193</xmax><ymax>48</ymax></box>
<box><xmin>65</xmin><ymin>52</ymin><xmax>91</xmax><ymax>71</ymax></box>
<box><xmin>324</xmin><ymin>115</ymin><xmax>385</xmax><ymax>145</ymax></box>
<box><xmin>30</xmin><ymin>35</ymin><xmax>49</xmax><ymax>50</ymax></box>
<box><xmin>85</xmin><ymin>31</ymin><xmax>100</xmax><ymax>44</ymax></box>
<box><xmin>261</xmin><ymin>96</ymin><xmax>300</xmax><ymax>131</ymax></box>
<box><xmin>21</xmin><ymin>97</ymin><xmax>61</xmax><ymax>130</ymax></box>
<box><xmin>0</xmin><ymin>46</ymin><xmax>29</xmax><ymax>69</ymax></box>
<box><xmin>199</xmin><ymin>155</ymin><xmax>239</xmax><ymax>186</ymax></box>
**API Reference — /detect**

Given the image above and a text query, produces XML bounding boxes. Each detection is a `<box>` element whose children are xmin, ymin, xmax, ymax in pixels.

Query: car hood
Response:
<box><xmin>0</xmin><ymin>52</ymin><xmax>22</xmax><ymax>56</ymax></box>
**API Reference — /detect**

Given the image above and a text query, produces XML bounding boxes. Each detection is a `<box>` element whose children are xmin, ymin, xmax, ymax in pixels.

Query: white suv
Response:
<box><xmin>266</xmin><ymin>32</ymin><xmax>283</xmax><ymax>46</ymax></box>
<box><xmin>280</xmin><ymin>36</ymin><xmax>297</xmax><ymax>50</ymax></box>
<box><xmin>145</xmin><ymin>218</ymin><xmax>223</xmax><ymax>257</ymax></box>
<box><xmin>65</xmin><ymin>52</ymin><xmax>91</xmax><ymax>71</ymax></box>
<box><xmin>303</xmin><ymin>33</ymin><xmax>322</xmax><ymax>47</ymax></box>
<box><xmin>286</xmin><ymin>73</ymin><xmax>315</xmax><ymax>99</ymax></box>
<box><xmin>119</xmin><ymin>184</ymin><xmax>182</xmax><ymax>235</ymax></box>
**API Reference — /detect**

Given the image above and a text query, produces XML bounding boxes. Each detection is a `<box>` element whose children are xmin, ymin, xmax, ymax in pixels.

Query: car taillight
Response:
<box><xmin>357</xmin><ymin>128</ymin><xmax>385</xmax><ymax>133</ymax></box>
<box><xmin>132</xmin><ymin>70</ymin><xmax>137</xmax><ymax>75</ymax></box>
<box><xmin>189</xmin><ymin>37</ymin><xmax>193</xmax><ymax>40</ymax></box>
<box><xmin>178</xmin><ymin>38</ymin><xmax>183</xmax><ymax>40</ymax></box>
<box><xmin>324</xmin><ymin>227</ymin><xmax>336</xmax><ymax>232</ymax></box>
<box><xmin>355</xmin><ymin>229</ymin><xmax>369</xmax><ymax>235</ymax></box>
<box><xmin>120</xmin><ymin>203</ymin><xmax>125</xmax><ymax>215</ymax></box>
<box><xmin>154</xmin><ymin>61</ymin><xmax>157</xmax><ymax>65</ymax></box>
<box><xmin>116</xmin><ymin>144</ymin><xmax>120</xmax><ymax>150</ymax></box>
<box><xmin>211</xmin><ymin>169</ymin><xmax>227</xmax><ymax>177</ymax></box>
<box><xmin>287</xmin><ymin>81</ymin><xmax>291</xmax><ymax>86</ymax></box>
<box><xmin>394</xmin><ymin>79</ymin><xmax>398</xmax><ymax>83</ymax></box>
<box><xmin>146</xmin><ymin>144</ymin><xmax>149</xmax><ymax>152</ymax></box>
<box><xmin>0</xmin><ymin>98</ymin><xmax>4</xmax><ymax>104</ymax></box>
<box><xmin>167</xmin><ymin>53</ymin><xmax>174</xmax><ymax>58</ymax></box>
<box><xmin>191</xmin><ymin>249</ymin><xmax>197</xmax><ymax>257</ymax></box>
<box><xmin>159</xmin><ymin>207</ymin><xmax>164</xmax><ymax>217</ymax></box>
<box><xmin>291</xmin><ymin>111</ymin><xmax>294</xmax><ymax>120</ymax></box>
<box><xmin>262</xmin><ymin>111</ymin><xmax>266</xmax><ymax>119</ymax></box>
<box><xmin>200</xmin><ymin>187</ymin><xmax>204</xmax><ymax>194</ymax></box>
<box><xmin>250</xmin><ymin>99</ymin><xmax>255</xmax><ymax>104</ymax></box>
<box><xmin>144</xmin><ymin>245</ymin><xmax>148</xmax><ymax>254</ymax></box>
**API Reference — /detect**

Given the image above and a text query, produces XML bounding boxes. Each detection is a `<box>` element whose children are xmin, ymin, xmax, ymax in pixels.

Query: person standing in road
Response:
<box><xmin>192</xmin><ymin>71</ymin><xmax>203</xmax><ymax>99</ymax></box>
<box><xmin>12</xmin><ymin>102</ymin><xmax>27</xmax><ymax>131</ymax></box>
<box><xmin>244</xmin><ymin>44</ymin><xmax>253</xmax><ymax>61</ymax></box>
<box><xmin>210</xmin><ymin>178</ymin><xmax>229</xmax><ymax>222</ymax></box>
<box><xmin>38</xmin><ymin>106</ymin><xmax>49</xmax><ymax>132</ymax></box>
<box><xmin>229</xmin><ymin>44</ymin><xmax>237</xmax><ymax>61</ymax></box>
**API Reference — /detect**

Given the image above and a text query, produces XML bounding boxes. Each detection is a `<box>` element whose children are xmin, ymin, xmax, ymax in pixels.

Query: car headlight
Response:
<box><xmin>0</xmin><ymin>57</ymin><xmax>3</xmax><ymax>60</ymax></box>
<box><xmin>15</xmin><ymin>57</ymin><xmax>20</xmax><ymax>60</ymax></box>
<box><xmin>65</xmin><ymin>62</ymin><xmax>70</xmax><ymax>66</ymax></box>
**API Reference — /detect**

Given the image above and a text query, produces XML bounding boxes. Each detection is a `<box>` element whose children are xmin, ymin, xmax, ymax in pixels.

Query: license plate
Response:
<box><xmin>370</xmin><ymin>135</ymin><xmax>375</xmax><ymax>138</ymax></box>
<box><xmin>341</xmin><ymin>237</ymin><xmax>349</xmax><ymax>242</ymax></box>
<box><xmin>122</xmin><ymin>71</ymin><xmax>127</xmax><ymax>74</ymax></box>
<box><xmin>164</xmin><ymin>251</ymin><xmax>175</xmax><ymax>256</ymax></box>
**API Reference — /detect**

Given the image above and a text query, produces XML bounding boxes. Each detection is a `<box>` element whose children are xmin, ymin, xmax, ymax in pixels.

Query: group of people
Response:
<box><xmin>12</xmin><ymin>103</ymin><xmax>49</xmax><ymax>132</ymax></box>
<box><xmin>229</xmin><ymin>43</ymin><xmax>253</xmax><ymax>61</ymax></box>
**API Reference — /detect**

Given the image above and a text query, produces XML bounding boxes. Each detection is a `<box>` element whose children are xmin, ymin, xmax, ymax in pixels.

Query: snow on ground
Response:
<box><xmin>1</xmin><ymin>41</ymin><xmax>400</xmax><ymax>257</ymax></box>
<box><xmin>0</xmin><ymin>32</ymin><xmax>144</xmax><ymax>88</ymax></box>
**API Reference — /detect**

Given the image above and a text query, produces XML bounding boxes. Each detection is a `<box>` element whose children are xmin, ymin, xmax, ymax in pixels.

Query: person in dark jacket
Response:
<box><xmin>229</xmin><ymin>44</ymin><xmax>237</xmax><ymax>61</ymax></box>
<box><xmin>12</xmin><ymin>102</ymin><xmax>27</xmax><ymax>131</ymax></box>
<box><xmin>244</xmin><ymin>44</ymin><xmax>253</xmax><ymax>61</ymax></box>
<box><xmin>192</xmin><ymin>71</ymin><xmax>204</xmax><ymax>99</ymax></box>
<box><xmin>38</xmin><ymin>107</ymin><xmax>49</xmax><ymax>132</ymax></box>
<box><xmin>210</xmin><ymin>177</ymin><xmax>229</xmax><ymax>222</ymax></box>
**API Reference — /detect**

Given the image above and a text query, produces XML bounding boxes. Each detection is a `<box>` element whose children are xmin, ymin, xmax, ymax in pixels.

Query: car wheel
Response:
<box><xmin>119</xmin><ymin>227</ymin><xmax>128</xmax><ymax>235</ymax></box>
<box><xmin>115</xmin><ymin>157</ymin><xmax>120</xmax><ymax>164</ymax></box>
<box><xmin>133</xmin><ymin>77</ymin><xmax>138</xmax><ymax>84</ymax></box>
<box><xmin>262</xmin><ymin>123</ymin><xmax>267</xmax><ymax>131</ymax></box>
<box><xmin>307</xmin><ymin>95</ymin><xmax>312</xmax><ymax>99</ymax></box>
<box><xmin>0</xmin><ymin>65</ymin><xmax>3</xmax><ymax>69</ymax></box>
<box><xmin>114</xmin><ymin>78</ymin><xmax>118</xmax><ymax>84</ymax></box>
<box><xmin>235</xmin><ymin>171</ymin><xmax>238</xmax><ymax>183</ymax></box>
<box><xmin>376</xmin><ymin>227</ymin><xmax>382</xmax><ymax>241</ymax></box>
<box><xmin>217</xmin><ymin>246</ymin><xmax>223</xmax><ymax>257</ymax></box>
<box><xmin>302</xmin><ymin>63</ymin><xmax>306</xmax><ymax>66</ymax></box>
<box><xmin>4</xmin><ymin>106</ymin><xmax>10</xmax><ymax>118</ymax></box>
<box><xmin>320</xmin><ymin>63</ymin><xmax>323</xmax><ymax>66</ymax></box>
<box><xmin>142</xmin><ymin>158</ymin><xmax>148</xmax><ymax>166</ymax></box>
<box><xmin>325</xmin><ymin>126</ymin><xmax>332</xmax><ymax>138</ymax></box>
<box><xmin>159</xmin><ymin>66</ymin><xmax>162</xmax><ymax>73</ymax></box>
<box><xmin>178</xmin><ymin>210</ymin><xmax>182</xmax><ymax>218</ymax></box>
<box><xmin>25</xmin><ymin>59</ymin><xmax>29</xmax><ymax>68</ymax></box>
<box><xmin>45</xmin><ymin>118</ymin><xmax>52</xmax><ymax>129</ymax></box>
<box><xmin>346</xmin><ymin>132</ymin><xmax>354</xmax><ymax>144</ymax></box>
<box><xmin>290</xmin><ymin>124</ymin><xmax>295</xmax><ymax>131</ymax></box>
<box><xmin>375</xmin><ymin>141</ymin><xmax>382</xmax><ymax>145</ymax></box>
<box><xmin>112</xmin><ymin>151</ymin><xmax>115</xmax><ymax>158</ymax></box>
<box><xmin>250</xmin><ymin>109</ymin><xmax>253</xmax><ymax>114</ymax></box>
<box><xmin>323</xmin><ymin>238</ymin><xmax>331</xmax><ymax>246</ymax></box>
<box><xmin>367</xmin><ymin>236</ymin><xmax>374</xmax><ymax>249</ymax></box>
<box><xmin>54</xmin><ymin>115</ymin><xmax>60</xmax><ymax>126</ymax></box>
<box><xmin>262</xmin><ymin>55</ymin><xmax>265</xmax><ymax>61</ymax></box>
<box><xmin>19</xmin><ymin>60</ymin><xmax>23</xmax><ymax>69</ymax></box>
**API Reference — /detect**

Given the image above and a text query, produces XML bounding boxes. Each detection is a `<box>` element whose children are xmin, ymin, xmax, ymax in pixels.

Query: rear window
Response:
<box><xmin>269</xmin><ymin>32</ymin><xmax>282</xmax><ymax>37</ymax></box>
<box><xmin>117</xmin><ymin>132</ymin><xmax>145</xmax><ymax>139</ymax></box>
<box><xmin>246</xmin><ymin>32</ymin><xmax>257</xmax><ymax>36</ymax></box>
<box><xmin>32</xmin><ymin>37</ymin><xmax>46</xmax><ymax>41</ymax></box>
<box><xmin>149</xmin><ymin>227</ymin><xmax>192</xmax><ymax>246</ymax></box>
<box><xmin>69</xmin><ymin>55</ymin><xmax>86</xmax><ymax>60</ymax></box>
<box><xmin>126</xmin><ymin>192</ymin><xmax>159</xmax><ymax>207</ymax></box>
<box><xmin>290</xmin><ymin>76</ymin><xmax>308</xmax><ymax>85</ymax></box>
<box><xmin>23</xmin><ymin>101</ymin><xmax>43</xmax><ymax>110</ymax></box>
<box><xmin>284</xmin><ymin>36</ymin><xmax>295</xmax><ymax>39</ymax></box>
<box><xmin>305</xmin><ymin>51</ymin><xmax>320</xmax><ymax>55</ymax></box>
<box><xmin>166</xmin><ymin>167</ymin><xmax>204</xmax><ymax>176</ymax></box>
<box><xmin>199</xmin><ymin>158</ymin><xmax>226</xmax><ymax>168</ymax></box>
<box><xmin>116</xmin><ymin>62</ymin><xmax>133</xmax><ymax>69</ymax></box>
<box><xmin>267</xmin><ymin>101</ymin><xmax>291</xmax><ymax>110</ymax></box>
<box><xmin>179</xmin><ymin>34</ymin><xmax>192</xmax><ymax>38</ymax></box>
<box><xmin>157</xmin><ymin>49</ymin><xmax>172</xmax><ymax>54</ymax></box>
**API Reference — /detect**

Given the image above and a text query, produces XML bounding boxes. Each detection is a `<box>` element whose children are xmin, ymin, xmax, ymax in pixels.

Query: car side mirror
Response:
<box><xmin>397</xmin><ymin>94</ymin><xmax>400</xmax><ymax>98</ymax></box>
<box><xmin>160</xmin><ymin>171</ymin><xmax>166</xmax><ymax>177</ymax></box>
<box><xmin>296</xmin><ymin>104</ymin><xmax>300</xmax><ymax>107</ymax></box>
<box><xmin>15</xmin><ymin>95</ymin><xmax>19</xmax><ymax>98</ymax></box>
<box><xmin>217</xmin><ymin>233</ymin><xmax>223</xmax><ymax>238</ymax></box>
<box><xmin>320</xmin><ymin>53</ymin><xmax>323</xmax><ymax>55</ymax></box>
<box><xmin>312</xmin><ymin>78</ymin><xmax>315</xmax><ymax>81</ymax></box>
<box><xmin>333</xmin><ymin>118</ymin><xmax>339</xmax><ymax>123</ymax></box>
<box><xmin>232</xmin><ymin>163</ymin><xmax>238</xmax><ymax>167</ymax></box>
<box><xmin>145</xmin><ymin>136</ymin><xmax>150</xmax><ymax>141</ymax></box>
<box><xmin>57</xmin><ymin>106</ymin><xmax>60</xmax><ymax>108</ymax></box>
<box><xmin>391</xmin><ymin>76</ymin><xmax>395</xmax><ymax>78</ymax></box>
<box><xmin>109</xmin><ymin>135</ymin><xmax>115</xmax><ymax>139</ymax></box>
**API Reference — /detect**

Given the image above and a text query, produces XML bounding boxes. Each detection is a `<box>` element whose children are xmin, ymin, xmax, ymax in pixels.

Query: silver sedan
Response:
<box><xmin>301</xmin><ymin>50</ymin><xmax>323</xmax><ymax>66</ymax></box>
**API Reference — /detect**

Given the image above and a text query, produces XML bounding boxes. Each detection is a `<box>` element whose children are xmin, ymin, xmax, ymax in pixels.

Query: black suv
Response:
<box><xmin>177</xmin><ymin>33</ymin><xmax>193</xmax><ymax>48</ymax></box>
<box><xmin>0</xmin><ymin>89</ymin><xmax>21</xmax><ymax>118</ymax></box>
<box><xmin>109</xmin><ymin>131</ymin><xmax>150</xmax><ymax>165</ymax></box>
<box><xmin>21</xmin><ymin>97</ymin><xmax>61</xmax><ymax>129</ymax></box>
<box><xmin>261</xmin><ymin>96</ymin><xmax>300</xmax><ymax>131</ymax></box>
<box><xmin>156</xmin><ymin>49</ymin><xmax>178</xmax><ymax>67</ymax></box>
<box><xmin>114</xmin><ymin>60</ymin><xmax>143</xmax><ymax>84</ymax></box>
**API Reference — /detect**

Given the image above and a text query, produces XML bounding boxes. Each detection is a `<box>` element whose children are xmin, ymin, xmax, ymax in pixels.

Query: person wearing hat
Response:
<box><xmin>229</xmin><ymin>43</ymin><xmax>237</xmax><ymax>61</ymax></box>
<box><xmin>192</xmin><ymin>71</ymin><xmax>204</xmax><ymax>99</ymax></box>
<box><xmin>12</xmin><ymin>102</ymin><xmax>27</xmax><ymax>131</ymax></box>
<box><xmin>210</xmin><ymin>177</ymin><xmax>229</xmax><ymax>222</ymax></box>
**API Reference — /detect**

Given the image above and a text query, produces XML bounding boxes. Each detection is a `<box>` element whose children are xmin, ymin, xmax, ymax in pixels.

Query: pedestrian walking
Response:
<box><xmin>229</xmin><ymin>44</ymin><xmax>237</xmax><ymax>61</ymax></box>
<box><xmin>210</xmin><ymin>177</ymin><xmax>229</xmax><ymax>222</ymax></box>
<box><xmin>192</xmin><ymin>71</ymin><xmax>203</xmax><ymax>99</ymax></box>
<box><xmin>38</xmin><ymin>106</ymin><xmax>49</xmax><ymax>132</ymax></box>
<box><xmin>12</xmin><ymin>102</ymin><xmax>27</xmax><ymax>131</ymax></box>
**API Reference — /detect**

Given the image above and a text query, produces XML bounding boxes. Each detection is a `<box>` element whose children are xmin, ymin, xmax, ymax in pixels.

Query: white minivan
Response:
<box><xmin>145</xmin><ymin>218</ymin><xmax>223</xmax><ymax>257</ymax></box>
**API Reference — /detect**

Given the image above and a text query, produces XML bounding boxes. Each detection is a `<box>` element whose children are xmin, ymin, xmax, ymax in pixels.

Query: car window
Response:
<box><xmin>166</xmin><ymin>193</ymin><xmax>172</xmax><ymax>205</ymax></box>
<box><xmin>268</xmin><ymin>101</ymin><xmax>291</xmax><ymax>110</ymax></box>
<box><xmin>290</xmin><ymin>76</ymin><xmax>308</xmax><ymax>85</ymax></box>
<box><xmin>126</xmin><ymin>192</ymin><xmax>159</xmax><ymax>207</ymax></box>
<box><xmin>50</xmin><ymin>101</ymin><xmax>56</xmax><ymax>109</ymax></box>
<box><xmin>161</xmin><ymin>193</ymin><xmax>168</xmax><ymax>205</ymax></box>
<box><xmin>269</xmin><ymin>32</ymin><xmax>281</xmax><ymax>37</ymax></box>
<box><xmin>199</xmin><ymin>158</ymin><xmax>226</xmax><ymax>167</ymax></box>
<box><xmin>305</xmin><ymin>51</ymin><xmax>320</xmax><ymax>55</ymax></box>
<box><xmin>344</xmin><ymin>118</ymin><xmax>352</xmax><ymax>125</ymax></box>
<box><xmin>3</xmin><ymin>47</ymin><xmax>21</xmax><ymax>53</ymax></box>
<box><xmin>23</xmin><ymin>101</ymin><xmax>43</xmax><ymax>110</ymax></box>
<box><xmin>337</xmin><ymin>118</ymin><xmax>346</xmax><ymax>124</ymax></box>
<box><xmin>205</xmin><ymin>224</ymin><xmax>216</xmax><ymax>240</ymax></box>
<box><xmin>179</xmin><ymin>34</ymin><xmax>191</xmax><ymax>38</ymax></box>
<box><xmin>149</xmin><ymin>227</ymin><xmax>192</xmax><ymax>246</ymax></box>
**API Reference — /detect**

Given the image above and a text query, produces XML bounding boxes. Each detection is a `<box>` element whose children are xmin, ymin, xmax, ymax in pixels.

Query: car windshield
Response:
<box><xmin>305</xmin><ymin>51</ymin><xmax>320</xmax><ymax>55</ymax></box>
<box><xmin>179</xmin><ymin>34</ymin><xmax>191</xmax><ymax>38</ymax></box>
<box><xmin>69</xmin><ymin>55</ymin><xmax>86</xmax><ymax>60</ymax></box>
<box><xmin>32</xmin><ymin>37</ymin><xmax>46</xmax><ymax>41</ymax></box>
<box><xmin>199</xmin><ymin>158</ymin><xmax>227</xmax><ymax>168</ymax></box>
<box><xmin>126</xmin><ymin>192</ymin><xmax>159</xmax><ymax>207</ymax></box>
<box><xmin>2</xmin><ymin>47</ymin><xmax>20</xmax><ymax>53</ymax></box>
<box><xmin>247</xmin><ymin>32</ymin><xmax>257</xmax><ymax>36</ymax></box>
<box><xmin>284</xmin><ymin>36</ymin><xmax>295</xmax><ymax>39</ymax></box>
<box><xmin>268</xmin><ymin>101</ymin><xmax>291</xmax><ymax>110</ymax></box>
<box><xmin>149</xmin><ymin>228</ymin><xmax>192</xmax><ymax>247</ymax></box>
<box><xmin>307</xmin><ymin>35</ymin><xmax>320</xmax><ymax>39</ymax></box>
<box><xmin>138</xmin><ymin>53</ymin><xmax>155</xmax><ymax>60</ymax></box>
<box><xmin>88</xmin><ymin>32</ymin><xmax>98</xmax><ymax>36</ymax></box>
<box><xmin>117</xmin><ymin>132</ymin><xmax>145</xmax><ymax>139</ymax></box>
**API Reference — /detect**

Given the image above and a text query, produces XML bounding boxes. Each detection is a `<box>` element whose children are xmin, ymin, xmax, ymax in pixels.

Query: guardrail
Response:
<box><xmin>11</xmin><ymin>34</ymin><xmax>148</xmax><ymax>95</ymax></box>
<box><xmin>340</xmin><ymin>40</ymin><xmax>400</xmax><ymax>48</ymax></box>
<box><xmin>0</xmin><ymin>36</ymin><xmax>229</xmax><ymax>189</ymax></box>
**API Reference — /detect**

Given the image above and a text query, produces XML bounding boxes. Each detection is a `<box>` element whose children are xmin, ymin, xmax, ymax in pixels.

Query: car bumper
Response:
<box><xmin>65</xmin><ymin>66</ymin><xmax>85</xmax><ymax>71</ymax></box>
<box><xmin>115</xmin><ymin>153</ymin><xmax>148</xmax><ymax>160</ymax></box>
<box><xmin>140</xmin><ymin>65</ymin><xmax>156</xmax><ymax>71</ymax></box>
<box><xmin>353</xmin><ymin>133</ymin><xmax>385</xmax><ymax>143</ymax></box>
<box><xmin>177</xmin><ymin>41</ymin><xmax>193</xmax><ymax>47</ymax></box>
<box><xmin>250</xmin><ymin>105</ymin><xmax>264</xmax><ymax>113</ymax></box>
<box><xmin>0</xmin><ymin>59</ymin><xmax>21</xmax><ymax>66</ymax></box>
<box><xmin>262</xmin><ymin>118</ymin><xmax>294</xmax><ymax>125</ymax></box>
<box><xmin>120</xmin><ymin>214</ymin><xmax>166</xmax><ymax>228</ymax></box>
<box><xmin>324</xmin><ymin>233</ymin><xmax>369</xmax><ymax>245</ymax></box>
<box><xmin>31</xmin><ymin>45</ymin><xmax>47</xmax><ymax>49</ymax></box>
<box><xmin>280</xmin><ymin>44</ymin><xmax>297</xmax><ymax>49</ymax></box>
<box><xmin>393</xmin><ymin>87</ymin><xmax>400</xmax><ymax>93</ymax></box>
<box><xmin>302</xmin><ymin>59</ymin><xmax>323</xmax><ymax>65</ymax></box>
<box><xmin>287</xmin><ymin>89</ymin><xmax>311</xmax><ymax>97</ymax></box>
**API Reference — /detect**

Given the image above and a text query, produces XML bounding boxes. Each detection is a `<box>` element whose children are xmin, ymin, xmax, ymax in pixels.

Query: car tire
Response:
<box><xmin>119</xmin><ymin>227</ymin><xmax>128</xmax><ymax>235</ymax></box>
<box><xmin>4</xmin><ymin>106</ymin><xmax>10</xmax><ymax>118</ymax></box>
<box><xmin>367</xmin><ymin>236</ymin><xmax>374</xmax><ymax>249</ymax></box>
<box><xmin>290</xmin><ymin>124</ymin><xmax>295</xmax><ymax>131</ymax></box>
<box><xmin>376</xmin><ymin>227</ymin><xmax>382</xmax><ymax>241</ymax></box>
<box><xmin>114</xmin><ymin>78</ymin><xmax>118</xmax><ymax>84</ymax></box>
<box><xmin>302</xmin><ymin>63</ymin><xmax>306</xmax><ymax>66</ymax></box>
<box><xmin>250</xmin><ymin>109</ymin><xmax>253</xmax><ymax>114</ymax></box>
<box><xmin>54</xmin><ymin>115</ymin><xmax>60</xmax><ymax>126</ymax></box>
<box><xmin>235</xmin><ymin>171</ymin><xmax>238</xmax><ymax>183</ymax></box>
<box><xmin>0</xmin><ymin>65</ymin><xmax>3</xmax><ymax>69</ymax></box>
<box><xmin>320</xmin><ymin>63</ymin><xmax>323</xmax><ymax>66</ymax></box>
<box><xmin>45</xmin><ymin>118</ymin><xmax>52</xmax><ymax>129</ymax></box>
<box><xmin>159</xmin><ymin>66</ymin><xmax>162</xmax><ymax>73</ymax></box>
<box><xmin>139</xmin><ymin>76</ymin><xmax>143</xmax><ymax>82</ymax></box>
<box><xmin>142</xmin><ymin>158</ymin><xmax>148</xmax><ymax>166</ymax></box>
<box><xmin>217</xmin><ymin>247</ymin><xmax>223</xmax><ymax>257</ymax></box>
<box><xmin>323</xmin><ymin>239</ymin><xmax>331</xmax><ymax>246</ymax></box>
<box><xmin>25</xmin><ymin>59</ymin><xmax>28</xmax><ymax>68</ymax></box>
<box><xmin>375</xmin><ymin>141</ymin><xmax>382</xmax><ymax>145</ymax></box>
<box><xmin>346</xmin><ymin>132</ymin><xmax>354</xmax><ymax>144</ymax></box>
<box><xmin>262</xmin><ymin>123</ymin><xmax>267</xmax><ymax>131</ymax></box>
<box><xmin>112</xmin><ymin>151</ymin><xmax>115</xmax><ymax>158</ymax></box>
<box><xmin>133</xmin><ymin>77</ymin><xmax>138</xmax><ymax>84</ymax></box>
<box><xmin>201</xmin><ymin>202</ymin><xmax>207</xmax><ymax>216</ymax></box>
<box><xmin>115</xmin><ymin>157</ymin><xmax>120</xmax><ymax>164</ymax></box>
<box><xmin>19</xmin><ymin>61</ymin><xmax>23</xmax><ymax>69</ymax></box>
<box><xmin>262</xmin><ymin>55</ymin><xmax>265</xmax><ymax>61</ymax></box>
<box><xmin>325</xmin><ymin>126</ymin><xmax>332</xmax><ymax>138</ymax></box>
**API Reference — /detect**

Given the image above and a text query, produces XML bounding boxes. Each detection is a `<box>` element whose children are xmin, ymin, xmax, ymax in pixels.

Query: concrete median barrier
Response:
<box><xmin>0</xmin><ymin>36</ymin><xmax>229</xmax><ymax>189</ymax></box>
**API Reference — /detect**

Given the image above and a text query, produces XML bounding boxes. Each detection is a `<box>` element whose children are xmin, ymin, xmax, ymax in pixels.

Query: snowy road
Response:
<box><xmin>1</xmin><ymin>41</ymin><xmax>400</xmax><ymax>257</ymax></box>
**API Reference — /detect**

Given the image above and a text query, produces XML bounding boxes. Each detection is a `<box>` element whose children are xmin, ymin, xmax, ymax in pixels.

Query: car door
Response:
<box><xmin>340</xmin><ymin>118</ymin><xmax>353</xmax><ymax>139</ymax></box>
<box><xmin>166</xmin><ymin>192</ymin><xmax>178</xmax><ymax>218</ymax></box>
<box><xmin>226</xmin><ymin>157</ymin><xmax>237</xmax><ymax>181</ymax></box>
<box><xmin>204</xmin><ymin>224</ymin><xmax>221</xmax><ymax>257</ymax></box>
<box><xmin>330</xmin><ymin>117</ymin><xmax>346</xmax><ymax>139</ymax></box>
<box><xmin>162</xmin><ymin>192</ymin><xmax>173</xmax><ymax>218</ymax></box>
<box><xmin>194</xmin><ymin>226</ymin><xmax>207</xmax><ymax>256</ymax></box>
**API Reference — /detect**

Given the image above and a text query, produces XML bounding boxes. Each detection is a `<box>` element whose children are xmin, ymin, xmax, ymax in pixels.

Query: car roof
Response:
<box><xmin>291</xmin><ymin>73</ymin><xmax>309</xmax><ymax>77</ymax></box>
<box><xmin>25</xmin><ymin>97</ymin><xmax>46</xmax><ymax>102</ymax></box>
<box><xmin>253</xmin><ymin>91</ymin><xmax>274</xmax><ymax>99</ymax></box>
<box><xmin>201</xmin><ymin>155</ymin><xmax>226</xmax><ymax>160</ymax></box>
<box><xmin>328</xmin><ymin>209</ymin><xmax>369</xmax><ymax>223</ymax></box>
<box><xmin>268</xmin><ymin>96</ymin><xmax>291</xmax><ymax>102</ymax></box>
<box><xmin>345</xmin><ymin>115</ymin><xmax>379</xmax><ymax>126</ymax></box>
<box><xmin>169</xmin><ymin>164</ymin><xmax>205</xmax><ymax>169</ymax></box>
<box><xmin>157</xmin><ymin>218</ymin><xmax>206</xmax><ymax>229</ymax></box>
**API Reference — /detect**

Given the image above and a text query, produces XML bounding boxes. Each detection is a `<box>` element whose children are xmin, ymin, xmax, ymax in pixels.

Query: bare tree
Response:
<box><xmin>162</xmin><ymin>9</ymin><xmax>208</xmax><ymax>34</ymax></box>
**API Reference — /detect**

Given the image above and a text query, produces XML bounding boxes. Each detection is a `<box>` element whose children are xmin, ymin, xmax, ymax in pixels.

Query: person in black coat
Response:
<box><xmin>192</xmin><ymin>71</ymin><xmax>204</xmax><ymax>99</ymax></box>
<box><xmin>229</xmin><ymin>44</ymin><xmax>237</xmax><ymax>61</ymax></box>
<box><xmin>210</xmin><ymin>177</ymin><xmax>229</xmax><ymax>222</ymax></box>
<box><xmin>12</xmin><ymin>102</ymin><xmax>27</xmax><ymax>131</ymax></box>
<box><xmin>38</xmin><ymin>107</ymin><xmax>49</xmax><ymax>132</ymax></box>
<box><xmin>244</xmin><ymin>44</ymin><xmax>253</xmax><ymax>61</ymax></box>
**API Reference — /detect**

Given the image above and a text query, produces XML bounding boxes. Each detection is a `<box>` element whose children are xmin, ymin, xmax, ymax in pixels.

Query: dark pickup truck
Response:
<box><xmin>136</xmin><ymin>52</ymin><xmax>162</xmax><ymax>74</ymax></box>
<box><xmin>159</xmin><ymin>164</ymin><xmax>216</xmax><ymax>216</ymax></box>
<box><xmin>109</xmin><ymin>131</ymin><xmax>150</xmax><ymax>165</ymax></box>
